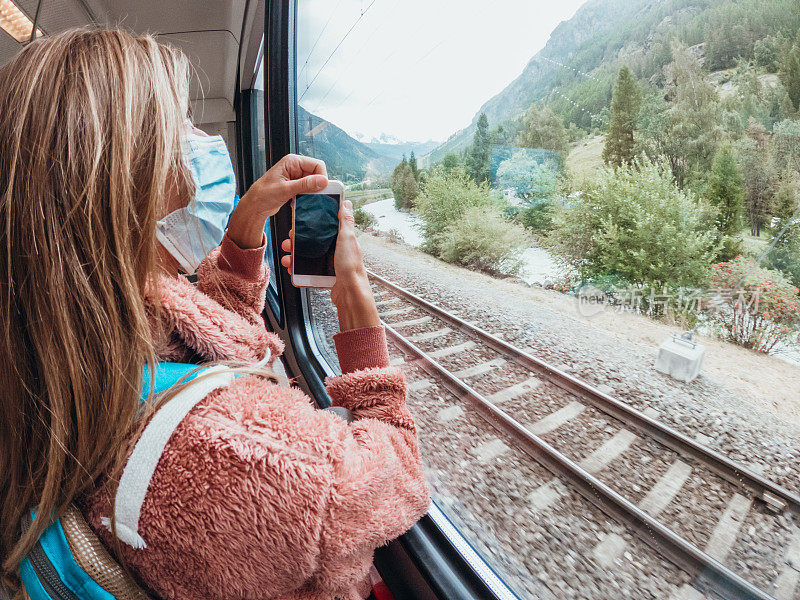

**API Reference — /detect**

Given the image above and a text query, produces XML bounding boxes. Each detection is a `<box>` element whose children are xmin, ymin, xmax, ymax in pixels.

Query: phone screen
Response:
<box><xmin>294</xmin><ymin>193</ymin><xmax>340</xmax><ymax>277</ymax></box>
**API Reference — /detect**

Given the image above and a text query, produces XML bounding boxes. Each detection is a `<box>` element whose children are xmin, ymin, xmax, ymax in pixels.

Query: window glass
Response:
<box><xmin>253</xmin><ymin>46</ymin><xmax>278</xmax><ymax>293</ymax></box>
<box><xmin>296</xmin><ymin>2</ymin><xmax>800</xmax><ymax>598</ymax></box>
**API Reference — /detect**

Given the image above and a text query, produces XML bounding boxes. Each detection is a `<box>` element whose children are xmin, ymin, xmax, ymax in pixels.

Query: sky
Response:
<box><xmin>293</xmin><ymin>0</ymin><xmax>588</xmax><ymax>143</ymax></box>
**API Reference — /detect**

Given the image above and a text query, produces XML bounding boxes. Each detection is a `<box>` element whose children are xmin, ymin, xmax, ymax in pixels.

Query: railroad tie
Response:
<box><xmin>773</xmin><ymin>527</ymin><xmax>800</xmax><ymax>600</ymax></box>
<box><xmin>452</xmin><ymin>358</ymin><xmax>505</xmax><ymax>380</ymax></box>
<box><xmin>591</xmin><ymin>533</ymin><xmax>627</xmax><ymax>568</ymax></box>
<box><xmin>427</xmin><ymin>340</ymin><xmax>476</xmax><ymax>359</ymax></box>
<box><xmin>527</xmin><ymin>479</ymin><xmax>567</xmax><ymax>513</ymax></box>
<box><xmin>388</xmin><ymin>315</ymin><xmax>432</xmax><ymax>328</ymax></box>
<box><xmin>380</xmin><ymin>306</ymin><xmax>413</xmax><ymax>319</ymax></box>
<box><xmin>472</xmin><ymin>438</ymin><xmax>509</xmax><ymax>463</ymax></box>
<box><xmin>668</xmin><ymin>584</ymin><xmax>705</xmax><ymax>600</ymax></box>
<box><xmin>408</xmin><ymin>379</ymin><xmax>433</xmax><ymax>393</ymax></box>
<box><xmin>409</xmin><ymin>327</ymin><xmax>452</xmax><ymax>342</ymax></box>
<box><xmin>436</xmin><ymin>404</ymin><xmax>465</xmax><ymax>423</ymax></box>
<box><xmin>526</xmin><ymin>401</ymin><xmax>585</xmax><ymax>436</ymax></box>
<box><xmin>578</xmin><ymin>429</ymin><xmax>638</xmax><ymax>474</ymax></box>
<box><xmin>374</xmin><ymin>298</ymin><xmax>400</xmax><ymax>308</ymax></box>
<box><xmin>487</xmin><ymin>376</ymin><xmax>542</xmax><ymax>404</ymax></box>
<box><xmin>389</xmin><ymin>356</ymin><xmax>406</xmax><ymax>366</ymax></box>
<box><xmin>703</xmin><ymin>493</ymin><xmax>752</xmax><ymax>562</ymax></box>
<box><xmin>589</xmin><ymin>460</ymin><xmax>693</xmax><ymax>574</ymax></box>
<box><xmin>638</xmin><ymin>460</ymin><xmax>692</xmax><ymax>517</ymax></box>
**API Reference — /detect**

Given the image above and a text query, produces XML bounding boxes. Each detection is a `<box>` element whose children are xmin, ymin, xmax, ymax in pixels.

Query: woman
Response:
<box><xmin>0</xmin><ymin>28</ymin><xmax>429</xmax><ymax>600</ymax></box>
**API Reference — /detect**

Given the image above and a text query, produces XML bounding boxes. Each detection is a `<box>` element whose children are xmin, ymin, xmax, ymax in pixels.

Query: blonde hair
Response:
<box><xmin>0</xmin><ymin>28</ymin><xmax>195</xmax><ymax>588</ymax></box>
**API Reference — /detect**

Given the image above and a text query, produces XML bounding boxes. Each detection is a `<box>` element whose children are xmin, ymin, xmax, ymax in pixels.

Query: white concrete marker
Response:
<box><xmin>452</xmin><ymin>358</ymin><xmax>505</xmax><ymax>380</ymax></box>
<box><xmin>638</xmin><ymin>460</ymin><xmax>692</xmax><ymax>516</ymax></box>
<box><xmin>655</xmin><ymin>335</ymin><xmax>705</xmax><ymax>382</ymax></box>
<box><xmin>578</xmin><ymin>429</ymin><xmax>637</xmax><ymax>474</ymax></box>
<box><xmin>527</xmin><ymin>401</ymin><xmax>585</xmax><ymax>436</ymax></box>
<box><xmin>487</xmin><ymin>376</ymin><xmax>542</xmax><ymax>403</ymax></box>
<box><xmin>703</xmin><ymin>493</ymin><xmax>752</xmax><ymax>562</ymax></box>
<box><xmin>592</xmin><ymin>533</ymin><xmax>627</xmax><ymax>568</ymax></box>
<box><xmin>428</xmin><ymin>340</ymin><xmax>476</xmax><ymax>359</ymax></box>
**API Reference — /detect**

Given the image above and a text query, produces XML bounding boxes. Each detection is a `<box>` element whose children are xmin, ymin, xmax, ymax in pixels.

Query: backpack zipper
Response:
<box><xmin>26</xmin><ymin>541</ymin><xmax>80</xmax><ymax>600</ymax></box>
<box><xmin>21</xmin><ymin>514</ymin><xmax>80</xmax><ymax>600</ymax></box>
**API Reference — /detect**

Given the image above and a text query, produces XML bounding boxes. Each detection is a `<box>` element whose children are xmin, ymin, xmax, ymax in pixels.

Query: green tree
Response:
<box><xmin>466</xmin><ymin>113</ymin><xmax>492</xmax><ymax>184</ymax></box>
<box><xmin>662</xmin><ymin>43</ymin><xmax>722</xmax><ymax>188</ymax></box>
<box><xmin>603</xmin><ymin>66</ymin><xmax>642</xmax><ymax>167</ymax></box>
<box><xmin>496</xmin><ymin>150</ymin><xmax>557</xmax><ymax>201</ymax></box>
<box><xmin>408</xmin><ymin>150</ymin><xmax>419</xmax><ymax>181</ymax></box>
<box><xmin>779</xmin><ymin>37</ymin><xmax>800</xmax><ymax>111</ymax></box>
<box><xmin>705</xmin><ymin>147</ymin><xmax>744</xmax><ymax>260</ymax></box>
<box><xmin>766</xmin><ymin>176</ymin><xmax>800</xmax><ymax>288</ymax></box>
<box><xmin>391</xmin><ymin>157</ymin><xmax>419</xmax><ymax>210</ymax></box>
<box><xmin>516</xmin><ymin>104</ymin><xmax>569</xmax><ymax>156</ymax></box>
<box><xmin>442</xmin><ymin>152</ymin><xmax>461</xmax><ymax>173</ymax></box>
<box><xmin>736</xmin><ymin>119</ymin><xmax>777</xmax><ymax>237</ymax></box>
<box><xmin>548</xmin><ymin>158</ymin><xmax>717</xmax><ymax>290</ymax></box>
<box><xmin>772</xmin><ymin>118</ymin><xmax>800</xmax><ymax>173</ymax></box>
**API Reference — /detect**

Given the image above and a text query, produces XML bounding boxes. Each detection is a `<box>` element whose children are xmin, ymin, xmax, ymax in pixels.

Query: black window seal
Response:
<box><xmin>264</xmin><ymin>1</ymin><xmax>520</xmax><ymax>599</ymax></box>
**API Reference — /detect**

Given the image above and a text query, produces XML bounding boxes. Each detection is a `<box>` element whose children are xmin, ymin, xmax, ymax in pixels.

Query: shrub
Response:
<box><xmin>709</xmin><ymin>256</ymin><xmax>800</xmax><ymax>353</ymax></box>
<box><xmin>518</xmin><ymin>200</ymin><xmax>557</xmax><ymax>232</ymax></box>
<box><xmin>548</xmin><ymin>158</ymin><xmax>718</xmax><ymax>290</ymax></box>
<box><xmin>353</xmin><ymin>207</ymin><xmax>375</xmax><ymax>229</ymax></box>
<box><xmin>437</xmin><ymin>205</ymin><xmax>529</xmax><ymax>276</ymax></box>
<box><xmin>415</xmin><ymin>167</ymin><xmax>497</xmax><ymax>254</ymax></box>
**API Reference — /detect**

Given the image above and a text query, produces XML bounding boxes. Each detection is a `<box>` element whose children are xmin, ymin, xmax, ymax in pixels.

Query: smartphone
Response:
<box><xmin>291</xmin><ymin>180</ymin><xmax>344</xmax><ymax>288</ymax></box>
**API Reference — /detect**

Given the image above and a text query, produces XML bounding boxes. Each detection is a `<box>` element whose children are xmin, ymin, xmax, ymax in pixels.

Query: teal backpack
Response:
<box><xmin>18</xmin><ymin>362</ymin><xmax>204</xmax><ymax>600</ymax></box>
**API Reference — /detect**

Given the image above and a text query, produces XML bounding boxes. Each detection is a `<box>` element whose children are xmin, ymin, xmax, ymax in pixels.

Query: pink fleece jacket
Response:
<box><xmin>80</xmin><ymin>233</ymin><xmax>430</xmax><ymax>600</ymax></box>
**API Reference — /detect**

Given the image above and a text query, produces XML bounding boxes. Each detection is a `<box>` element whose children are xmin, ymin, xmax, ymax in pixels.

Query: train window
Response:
<box><xmin>295</xmin><ymin>1</ymin><xmax>800</xmax><ymax>598</ymax></box>
<box><xmin>252</xmin><ymin>40</ymin><xmax>279</xmax><ymax>295</ymax></box>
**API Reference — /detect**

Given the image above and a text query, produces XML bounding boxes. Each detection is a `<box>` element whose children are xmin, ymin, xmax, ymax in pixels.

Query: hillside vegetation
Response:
<box><xmin>401</xmin><ymin>0</ymin><xmax>800</xmax><ymax>355</ymax></box>
<box><xmin>427</xmin><ymin>0</ymin><xmax>800</xmax><ymax>162</ymax></box>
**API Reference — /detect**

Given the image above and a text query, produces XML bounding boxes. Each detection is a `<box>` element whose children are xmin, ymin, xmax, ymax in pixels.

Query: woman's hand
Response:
<box><xmin>228</xmin><ymin>154</ymin><xmax>328</xmax><ymax>249</ymax></box>
<box><xmin>281</xmin><ymin>200</ymin><xmax>380</xmax><ymax>332</ymax></box>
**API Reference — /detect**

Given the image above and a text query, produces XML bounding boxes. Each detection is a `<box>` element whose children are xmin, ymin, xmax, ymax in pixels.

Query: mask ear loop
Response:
<box><xmin>254</xmin><ymin>348</ymin><xmax>272</xmax><ymax>369</ymax></box>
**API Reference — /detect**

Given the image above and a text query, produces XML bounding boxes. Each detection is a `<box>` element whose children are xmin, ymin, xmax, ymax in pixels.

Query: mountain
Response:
<box><xmin>297</xmin><ymin>105</ymin><xmax>394</xmax><ymax>182</ymax></box>
<box><xmin>296</xmin><ymin>107</ymin><xmax>438</xmax><ymax>181</ymax></box>
<box><xmin>428</xmin><ymin>0</ymin><xmax>800</xmax><ymax>164</ymax></box>
<box><xmin>363</xmin><ymin>140</ymin><xmax>440</xmax><ymax>163</ymax></box>
<box><xmin>427</xmin><ymin>0</ymin><xmax>651</xmax><ymax>163</ymax></box>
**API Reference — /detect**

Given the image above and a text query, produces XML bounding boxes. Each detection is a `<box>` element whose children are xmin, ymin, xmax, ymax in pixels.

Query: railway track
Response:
<box><xmin>367</xmin><ymin>269</ymin><xmax>800</xmax><ymax>600</ymax></box>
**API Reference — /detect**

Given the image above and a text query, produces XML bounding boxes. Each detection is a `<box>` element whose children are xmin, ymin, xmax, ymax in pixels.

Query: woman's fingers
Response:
<box><xmin>281</xmin><ymin>237</ymin><xmax>292</xmax><ymax>253</ymax></box>
<box><xmin>283</xmin><ymin>154</ymin><xmax>328</xmax><ymax>179</ymax></box>
<box><xmin>280</xmin><ymin>253</ymin><xmax>292</xmax><ymax>274</ymax></box>
<box><xmin>282</xmin><ymin>174</ymin><xmax>328</xmax><ymax>199</ymax></box>
<box><xmin>333</xmin><ymin>200</ymin><xmax>366</xmax><ymax>280</ymax></box>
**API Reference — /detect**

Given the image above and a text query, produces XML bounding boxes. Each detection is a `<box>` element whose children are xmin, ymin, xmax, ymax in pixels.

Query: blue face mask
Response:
<box><xmin>156</xmin><ymin>130</ymin><xmax>237</xmax><ymax>273</ymax></box>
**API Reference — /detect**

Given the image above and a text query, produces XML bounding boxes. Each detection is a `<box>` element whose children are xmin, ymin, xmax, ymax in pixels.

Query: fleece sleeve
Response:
<box><xmin>196</xmin><ymin>231</ymin><xmax>270</xmax><ymax>326</ymax></box>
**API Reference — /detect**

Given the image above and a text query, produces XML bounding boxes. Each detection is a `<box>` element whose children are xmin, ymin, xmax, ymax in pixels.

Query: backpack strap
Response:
<box><xmin>103</xmin><ymin>363</ymin><xmax>236</xmax><ymax>549</ymax></box>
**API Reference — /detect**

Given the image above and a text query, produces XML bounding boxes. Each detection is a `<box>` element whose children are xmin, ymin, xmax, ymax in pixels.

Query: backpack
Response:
<box><xmin>19</xmin><ymin>362</ymin><xmax>205</xmax><ymax>600</ymax></box>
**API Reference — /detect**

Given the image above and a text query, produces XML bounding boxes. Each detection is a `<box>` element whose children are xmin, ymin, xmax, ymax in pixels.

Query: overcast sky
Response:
<box><xmin>292</xmin><ymin>0</ymin><xmax>587</xmax><ymax>142</ymax></box>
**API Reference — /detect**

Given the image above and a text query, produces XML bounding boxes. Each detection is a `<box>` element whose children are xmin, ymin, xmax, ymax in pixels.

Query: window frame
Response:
<box><xmin>261</xmin><ymin>1</ymin><xmax>521</xmax><ymax>599</ymax></box>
